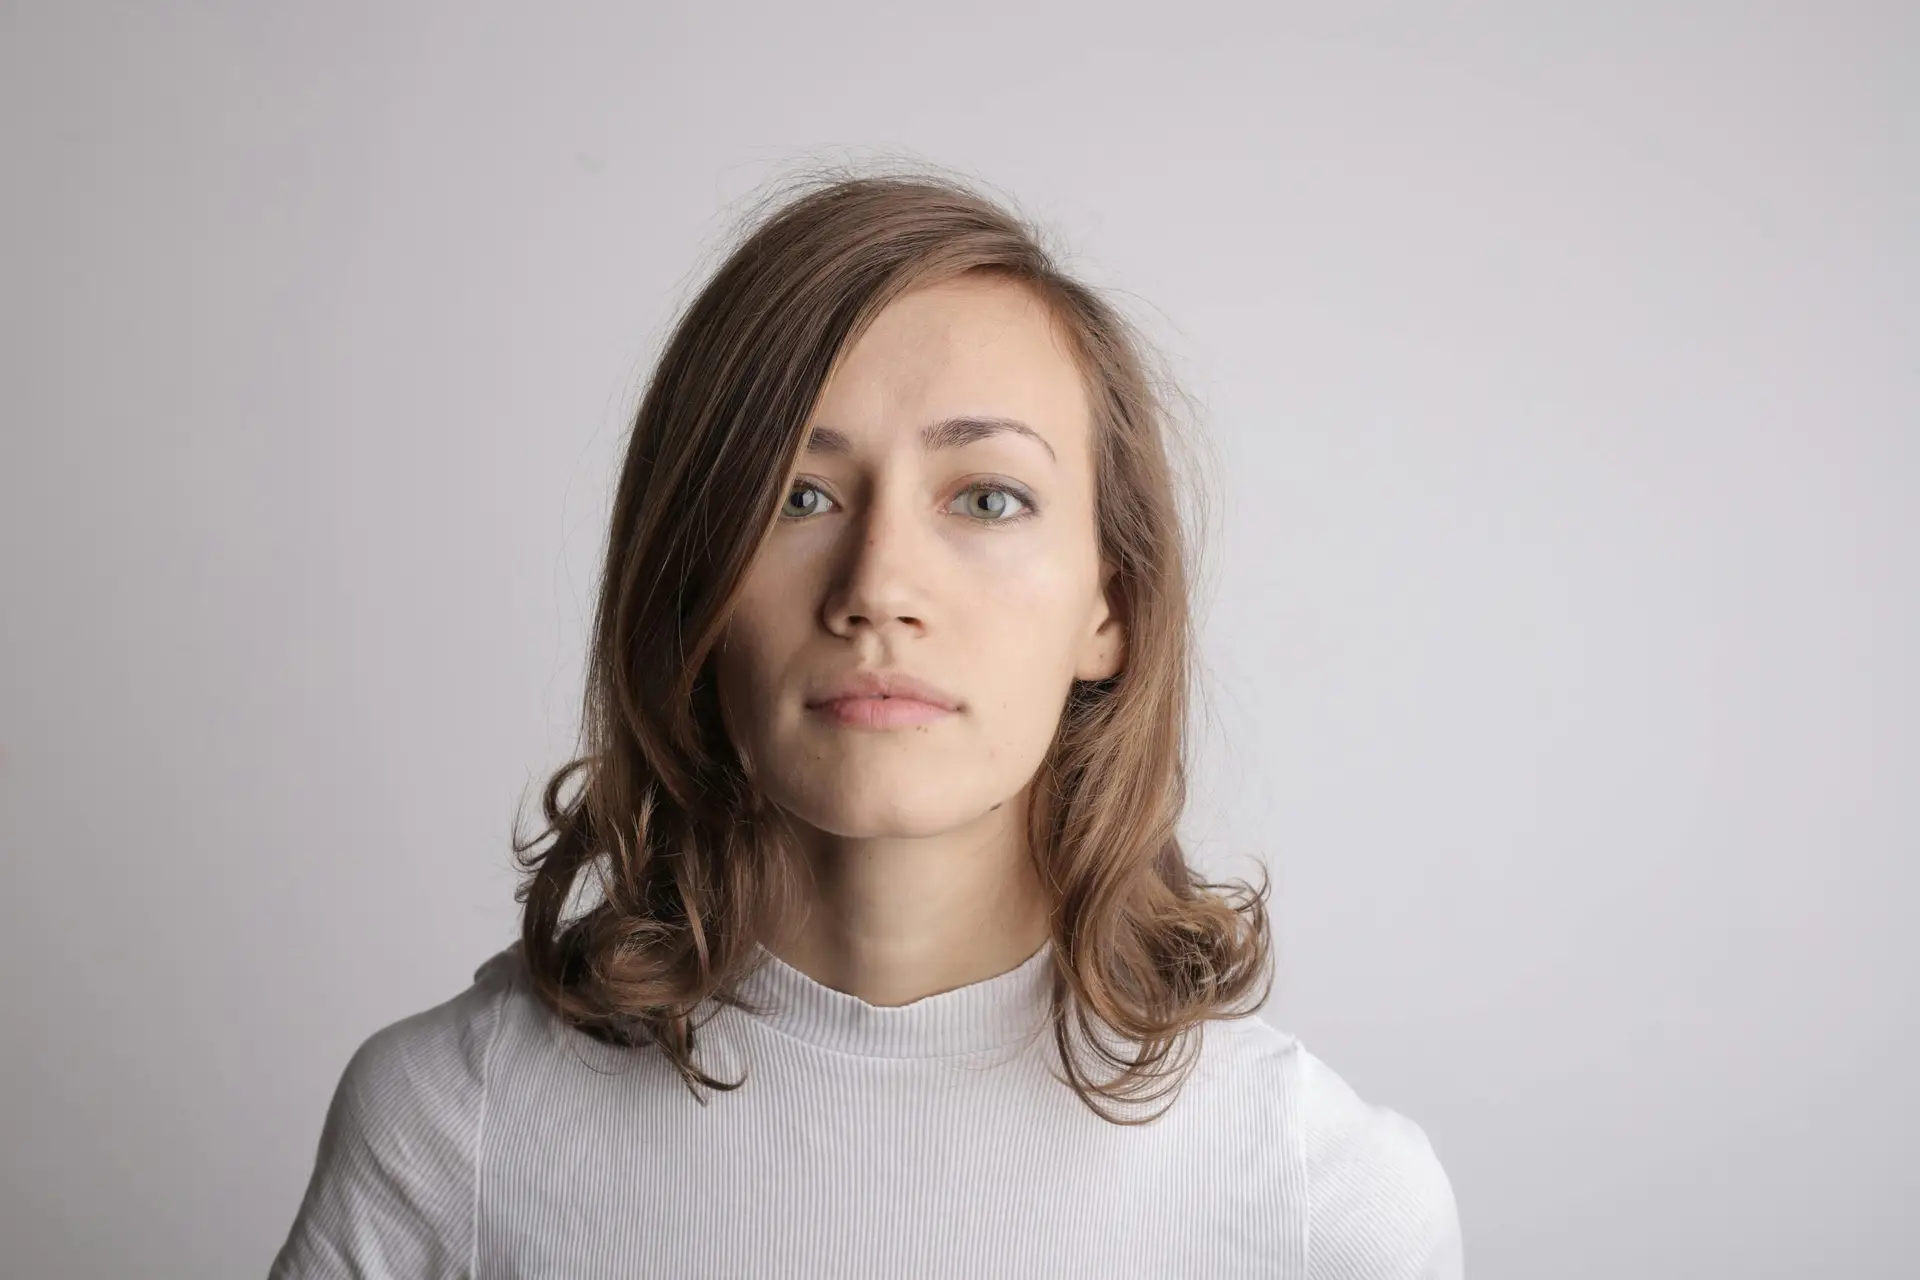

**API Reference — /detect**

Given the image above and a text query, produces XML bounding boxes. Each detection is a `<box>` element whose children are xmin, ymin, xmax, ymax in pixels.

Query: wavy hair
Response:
<box><xmin>510</xmin><ymin>162</ymin><xmax>1274</xmax><ymax>1124</ymax></box>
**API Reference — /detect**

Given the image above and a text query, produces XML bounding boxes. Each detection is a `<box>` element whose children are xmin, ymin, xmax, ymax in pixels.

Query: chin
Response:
<box><xmin>774</xmin><ymin>773</ymin><xmax>999</xmax><ymax>841</ymax></box>
<box><xmin>806</xmin><ymin>811</ymin><xmax>969</xmax><ymax>841</ymax></box>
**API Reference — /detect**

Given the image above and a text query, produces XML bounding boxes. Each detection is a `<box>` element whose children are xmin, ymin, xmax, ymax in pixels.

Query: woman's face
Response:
<box><xmin>712</xmin><ymin>272</ymin><xmax>1125</xmax><ymax>841</ymax></box>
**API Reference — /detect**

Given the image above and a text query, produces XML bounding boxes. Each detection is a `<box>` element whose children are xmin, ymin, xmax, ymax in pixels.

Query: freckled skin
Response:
<box><xmin>709</xmin><ymin>273</ymin><xmax>1125</xmax><ymax>997</ymax></box>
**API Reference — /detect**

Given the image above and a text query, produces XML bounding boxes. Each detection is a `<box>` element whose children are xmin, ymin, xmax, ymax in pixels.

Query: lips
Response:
<box><xmin>804</xmin><ymin>669</ymin><xmax>961</xmax><ymax>711</ymax></box>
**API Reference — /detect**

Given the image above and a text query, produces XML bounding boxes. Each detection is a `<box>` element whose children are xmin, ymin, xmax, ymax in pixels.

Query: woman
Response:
<box><xmin>270</xmin><ymin>169</ymin><xmax>1463</xmax><ymax>1278</ymax></box>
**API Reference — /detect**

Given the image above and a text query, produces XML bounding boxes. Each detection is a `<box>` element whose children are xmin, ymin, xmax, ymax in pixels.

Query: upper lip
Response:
<box><xmin>806</xmin><ymin>669</ymin><xmax>961</xmax><ymax>710</ymax></box>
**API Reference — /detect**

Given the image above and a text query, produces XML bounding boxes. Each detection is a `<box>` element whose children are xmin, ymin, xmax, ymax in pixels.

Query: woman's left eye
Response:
<box><xmin>954</xmin><ymin>484</ymin><xmax>1034</xmax><ymax>522</ymax></box>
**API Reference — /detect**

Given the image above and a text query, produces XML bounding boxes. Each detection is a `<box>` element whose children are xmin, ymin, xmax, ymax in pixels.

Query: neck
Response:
<box><xmin>760</xmin><ymin>794</ymin><xmax>1054</xmax><ymax>1007</ymax></box>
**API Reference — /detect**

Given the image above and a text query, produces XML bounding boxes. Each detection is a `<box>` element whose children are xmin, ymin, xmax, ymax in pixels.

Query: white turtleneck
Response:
<box><xmin>269</xmin><ymin>939</ymin><xmax>1462</xmax><ymax>1278</ymax></box>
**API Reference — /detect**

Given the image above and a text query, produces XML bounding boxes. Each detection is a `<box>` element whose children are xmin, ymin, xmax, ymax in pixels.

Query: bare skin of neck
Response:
<box><xmin>757</xmin><ymin>790</ymin><xmax>1053</xmax><ymax>1008</ymax></box>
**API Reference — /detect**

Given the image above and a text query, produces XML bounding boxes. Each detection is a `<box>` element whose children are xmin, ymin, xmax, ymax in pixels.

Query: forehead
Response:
<box><xmin>811</xmin><ymin>274</ymin><xmax>1092</xmax><ymax>450</ymax></box>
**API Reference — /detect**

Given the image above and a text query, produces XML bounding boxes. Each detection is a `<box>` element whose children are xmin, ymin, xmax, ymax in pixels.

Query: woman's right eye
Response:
<box><xmin>779</xmin><ymin>482</ymin><xmax>836</xmax><ymax>520</ymax></box>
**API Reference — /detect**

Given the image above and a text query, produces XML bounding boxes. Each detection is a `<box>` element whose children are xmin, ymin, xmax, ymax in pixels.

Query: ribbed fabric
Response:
<box><xmin>269</xmin><ymin>940</ymin><xmax>1462</xmax><ymax>1278</ymax></box>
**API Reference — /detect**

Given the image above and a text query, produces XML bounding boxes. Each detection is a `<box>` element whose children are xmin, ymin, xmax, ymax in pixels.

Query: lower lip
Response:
<box><xmin>810</xmin><ymin>696</ymin><xmax>957</xmax><ymax>729</ymax></box>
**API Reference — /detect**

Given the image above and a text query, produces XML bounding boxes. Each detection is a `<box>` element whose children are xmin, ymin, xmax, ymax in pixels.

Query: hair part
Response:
<box><xmin>510</xmin><ymin>159</ymin><xmax>1274</xmax><ymax>1124</ymax></box>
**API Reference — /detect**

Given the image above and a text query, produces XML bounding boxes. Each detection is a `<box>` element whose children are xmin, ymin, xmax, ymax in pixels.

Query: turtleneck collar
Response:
<box><xmin>729</xmin><ymin>937</ymin><xmax>1057</xmax><ymax>1059</ymax></box>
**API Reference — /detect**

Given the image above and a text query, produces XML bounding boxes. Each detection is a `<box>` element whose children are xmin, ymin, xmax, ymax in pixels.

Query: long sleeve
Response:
<box><xmin>1299</xmin><ymin>1045</ymin><xmax>1465</xmax><ymax>1279</ymax></box>
<box><xmin>267</xmin><ymin>964</ymin><xmax>509</xmax><ymax>1280</ymax></box>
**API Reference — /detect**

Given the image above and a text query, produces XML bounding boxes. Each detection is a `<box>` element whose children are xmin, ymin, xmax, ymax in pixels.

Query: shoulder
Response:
<box><xmin>1289</xmin><ymin>1040</ymin><xmax>1464</xmax><ymax>1280</ymax></box>
<box><xmin>342</xmin><ymin>947</ymin><xmax>518</xmax><ymax>1095</ymax></box>
<box><xmin>268</xmin><ymin>946</ymin><xmax>518</xmax><ymax>1279</ymax></box>
<box><xmin>326</xmin><ymin>946</ymin><xmax>517</xmax><ymax>1148</ymax></box>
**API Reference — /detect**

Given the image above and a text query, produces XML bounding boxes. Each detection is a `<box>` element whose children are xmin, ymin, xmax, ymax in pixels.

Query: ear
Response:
<box><xmin>1074</xmin><ymin>561</ymin><xmax>1127</xmax><ymax>682</ymax></box>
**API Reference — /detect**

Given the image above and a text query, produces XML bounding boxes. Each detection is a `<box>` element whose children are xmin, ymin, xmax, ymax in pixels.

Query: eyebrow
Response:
<box><xmin>802</xmin><ymin>415</ymin><xmax>1058</xmax><ymax>463</ymax></box>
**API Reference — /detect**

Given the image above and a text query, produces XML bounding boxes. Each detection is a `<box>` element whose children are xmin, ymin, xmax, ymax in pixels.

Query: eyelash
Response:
<box><xmin>778</xmin><ymin>479</ymin><xmax>1039</xmax><ymax>526</ymax></box>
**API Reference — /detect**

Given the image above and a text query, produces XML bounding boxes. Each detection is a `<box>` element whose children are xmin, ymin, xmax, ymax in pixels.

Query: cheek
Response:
<box><xmin>713</xmin><ymin>615</ymin><xmax>781</xmax><ymax>732</ymax></box>
<box><xmin>730</xmin><ymin>554</ymin><xmax>816</xmax><ymax>659</ymax></box>
<box><xmin>722</xmin><ymin>563</ymin><xmax>803</xmax><ymax>663</ymax></box>
<box><xmin>964</xmin><ymin>579</ymin><xmax>1090</xmax><ymax>710</ymax></box>
<box><xmin>975</xmin><ymin>545</ymin><xmax>1094</xmax><ymax>644</ymax></box>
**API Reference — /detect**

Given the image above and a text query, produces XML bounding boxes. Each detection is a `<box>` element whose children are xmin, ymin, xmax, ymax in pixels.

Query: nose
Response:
<box><xmin>822</xmin><ymin>482</ymin><xmax>934</xmax><ymax>639</ymax></box>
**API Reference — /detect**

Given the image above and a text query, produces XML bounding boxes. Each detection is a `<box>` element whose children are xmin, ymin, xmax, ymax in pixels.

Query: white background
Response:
<box><xmin>2</xmin><ymin>3</ymin><xmax>1913</xmax><ymax>1276</ymax></box>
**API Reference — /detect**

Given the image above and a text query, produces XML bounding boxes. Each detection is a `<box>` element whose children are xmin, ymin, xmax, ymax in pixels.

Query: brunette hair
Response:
<box><xmin>510</xmin><ymin>161</ymin><xmax>1274</xmax><ymax>1124</ymax></box>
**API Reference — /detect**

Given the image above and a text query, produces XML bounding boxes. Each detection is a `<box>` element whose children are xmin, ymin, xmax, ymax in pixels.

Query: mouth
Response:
<box><xmin>804</xmin><ymin>669</ymin><xmax>962</xmax><ymax>712</ymax></box>
<box><xmin>808</xmin><ymin>693</ymin><xmax>958</xmax><ymax>730</ymax></box>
